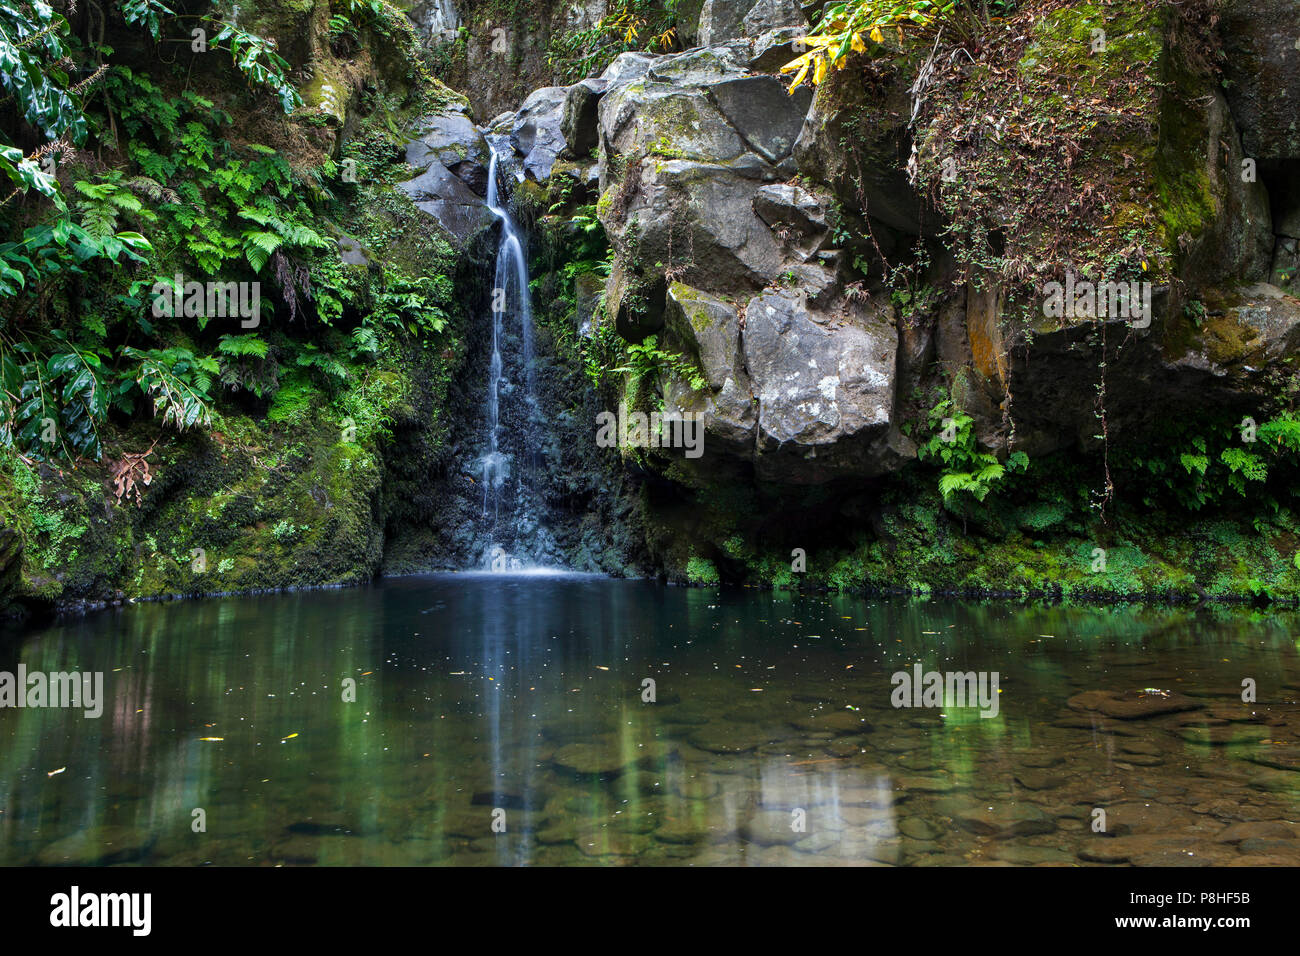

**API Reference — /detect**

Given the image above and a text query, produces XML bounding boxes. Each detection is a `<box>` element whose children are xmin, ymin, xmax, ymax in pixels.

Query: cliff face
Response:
<box><xmin>438</xmin><ymin>0</ymin><xmax>1300</xmax><ymax>598</ymax></box>
<box><xmin>4</xmin><ymin>0</ymin><xmax>1300</xmax><ymax>620</ymax></box>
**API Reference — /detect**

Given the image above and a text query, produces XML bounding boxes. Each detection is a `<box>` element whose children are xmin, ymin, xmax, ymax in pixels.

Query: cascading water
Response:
<box><xmin>476</xmin><ymin>145</ymin><xmax>550</xmax><ymax>570</ymax></box>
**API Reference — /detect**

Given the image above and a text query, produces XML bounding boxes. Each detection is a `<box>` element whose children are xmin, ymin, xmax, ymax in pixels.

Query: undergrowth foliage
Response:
<box><xmin>1</xmin><ymin>0</ymin><xmax>455</xmax><ymax>468</ymax></box>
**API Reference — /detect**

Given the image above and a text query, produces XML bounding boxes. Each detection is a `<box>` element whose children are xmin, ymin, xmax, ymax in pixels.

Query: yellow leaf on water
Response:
<box><xmin>281</xmin><ymin>733</ymin><xmax>298</xmax><ymax>740</ymax></box>
<box><xmin>47</xmin><ymin>767</ymin><xmax>66</xmax><ymax>777</ymax></box>
<box><xmin>198</xmin><ymin>737</ymin><xmax>224</xmax><ymax>742</ymax></box>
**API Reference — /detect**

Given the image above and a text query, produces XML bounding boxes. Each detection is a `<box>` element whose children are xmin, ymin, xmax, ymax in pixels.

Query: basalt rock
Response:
<box><xmin>697</xmin><ymin>0</ymin><xmax>804</xmax><ymax>45</ymax></box>
<box><xmin>657</xmin><ymin>278</ymin><xmax>909</xmax><ymax>482</ymax></box>
<box><xmin>561</xmin><ymin>79</ymin><xmax>606</xmax><ymax>159</ymax></box>
<box><xmin>793</xmin><ymin>64</ymin><xmax>927</xmax><ymax>235</ymax></box>
<box><xmin>742</xmin><ymin>288</ymin><xmax>904</xmax><ymax>483</ymax></box>
<box><xmin>1004</xmin><ymin>284</ymin><xmax>1300</xmax><ymax>458</ymax></box>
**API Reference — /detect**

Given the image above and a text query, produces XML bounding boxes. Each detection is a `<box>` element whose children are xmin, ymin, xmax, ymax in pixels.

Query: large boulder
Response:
<box><xmin>596</xmin><ymin>48</ymin><xmax>814</xmax><ymax>316</ymax></box>
<box><xmin>749</xmin><ymin>26</ymin><xmax>809</xmax><ymax>72</ymax></box>
<box><xmin>658</xmin><ymin>280</ymin><xmax>907</xmax><ymax>481</ymax></box>
<box><xmin>400</xmin><ymin>104</ymin><xmax>495</xmax><ymax>248</ymax></box>
<box><xmin>397</xmin><ymin>163</ymin><xmax>494</xmax><ymax>248</ymax></box>
<box><xmin>405</xmin><ymin>110</ymin><xmax>491</xmax><ymax>194</ymax></box>
<box><xmin>606</xmin><ymin>158</ymin><xmax>787</xmax><ymax>308</ymax></box>
<box><xmin>697</xmin><ymin>0</ymin><xmax>754</xmax><ymax>45</ymax></box>
<box><xmin>743</xmin><ymin>287</ymin><xmax>902</xmax><ymax>482</ymax></box>
<box><xmin>601</xmin><ymin>51</ymin><xmax>657</xmax><ymax>86</ymax></box>
<box><xmin>511</xmin><ymin>86</ymin><xmax>570</xmax><ymax>182</ymax></box>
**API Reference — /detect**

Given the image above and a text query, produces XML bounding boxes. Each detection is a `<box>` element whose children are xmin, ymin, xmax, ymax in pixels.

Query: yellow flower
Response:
<box><xmin>869</xmin><ymin>25</ymin><xmax>884</xmax><ymax>44</ymax></box>
<box><xmin>851</xmin><ymin>32</ymin><xmax>866</xmax><ymax>53</ymax></box>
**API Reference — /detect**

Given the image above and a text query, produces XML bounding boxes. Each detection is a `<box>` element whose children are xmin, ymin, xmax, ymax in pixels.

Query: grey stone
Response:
<box><xmin>741</xmin><ymin>0</ymin><xmax>805</xmax><ymax>37</ymax></box>
<box><xmin>743</xmin><ymin>289</ymin><xmax>898</xmax><ymax>482</ymax></box>
<box><xmin>511</xmin><ymin>86</ymin><xmax>569</xmax><ymax>182</ymax></box>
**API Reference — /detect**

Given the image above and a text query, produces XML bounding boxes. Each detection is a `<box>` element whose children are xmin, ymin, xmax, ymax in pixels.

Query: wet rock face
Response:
<box><xmin>1004</xmin><ymin>283</ymin><xmax>1300</xmax><ymax>458</ymax></box>
<box><xmin>405</xmin><ymin>0</ymin><xmax>461</xmax><ymax>46</ymax></box>
<box><xmin>1220</xmin><ymin>1</ymin><xmax>1300</xmax><ymax>162</ymax></box>
<box><xmin>1181</xmin><ymin>89</ymin><xmax>1276</xmax><ymax>286</ymax></box>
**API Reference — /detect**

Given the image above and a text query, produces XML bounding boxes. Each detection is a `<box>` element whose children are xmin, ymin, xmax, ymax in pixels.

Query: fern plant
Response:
<box><xmin>917</xmin><ymin>397</ymin><xmax>1027</xmax><ymax>504</ymax></box>
<box><xmin>123</xmin><ymin>346</ymin><xmax>218</xmax><ymax>431</ymax></box>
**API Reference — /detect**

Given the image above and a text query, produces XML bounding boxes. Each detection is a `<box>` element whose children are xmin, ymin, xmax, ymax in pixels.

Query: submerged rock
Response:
<box><xmin>37</xmin><ymin>826</ymin><xmax>153</xmax><ymax>866</ymax></box>
<box><xmin>1066</xmin><ymin>688</ymin><xmax>1203</xmax><ymax>720</ymax></box>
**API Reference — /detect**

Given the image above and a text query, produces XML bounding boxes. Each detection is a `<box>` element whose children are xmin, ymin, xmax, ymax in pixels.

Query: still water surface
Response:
<box><xmin>2</xmin><ymin>575</ymin><xmax>1298</xmax><ymax>866</ymax></box>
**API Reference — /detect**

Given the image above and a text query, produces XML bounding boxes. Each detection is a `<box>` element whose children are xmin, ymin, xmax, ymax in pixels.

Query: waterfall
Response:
<box><xmin>478</xmin><ymin>146</ymin><xmax>543</xmax><ymax>570</ymax></box>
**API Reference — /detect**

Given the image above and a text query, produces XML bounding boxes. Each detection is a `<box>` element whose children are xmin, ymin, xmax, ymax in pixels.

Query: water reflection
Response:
<box><xmin>1</xmin><ymin>578</ymin><xmax>1298</xmax><ymax>865</ymax></box>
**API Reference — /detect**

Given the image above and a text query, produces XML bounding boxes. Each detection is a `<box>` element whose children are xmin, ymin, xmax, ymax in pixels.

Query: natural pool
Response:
<box><xmin>2</xmin><ymin>575</ymin><xmax>1298</xmax><ymax>866</ymax></box>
